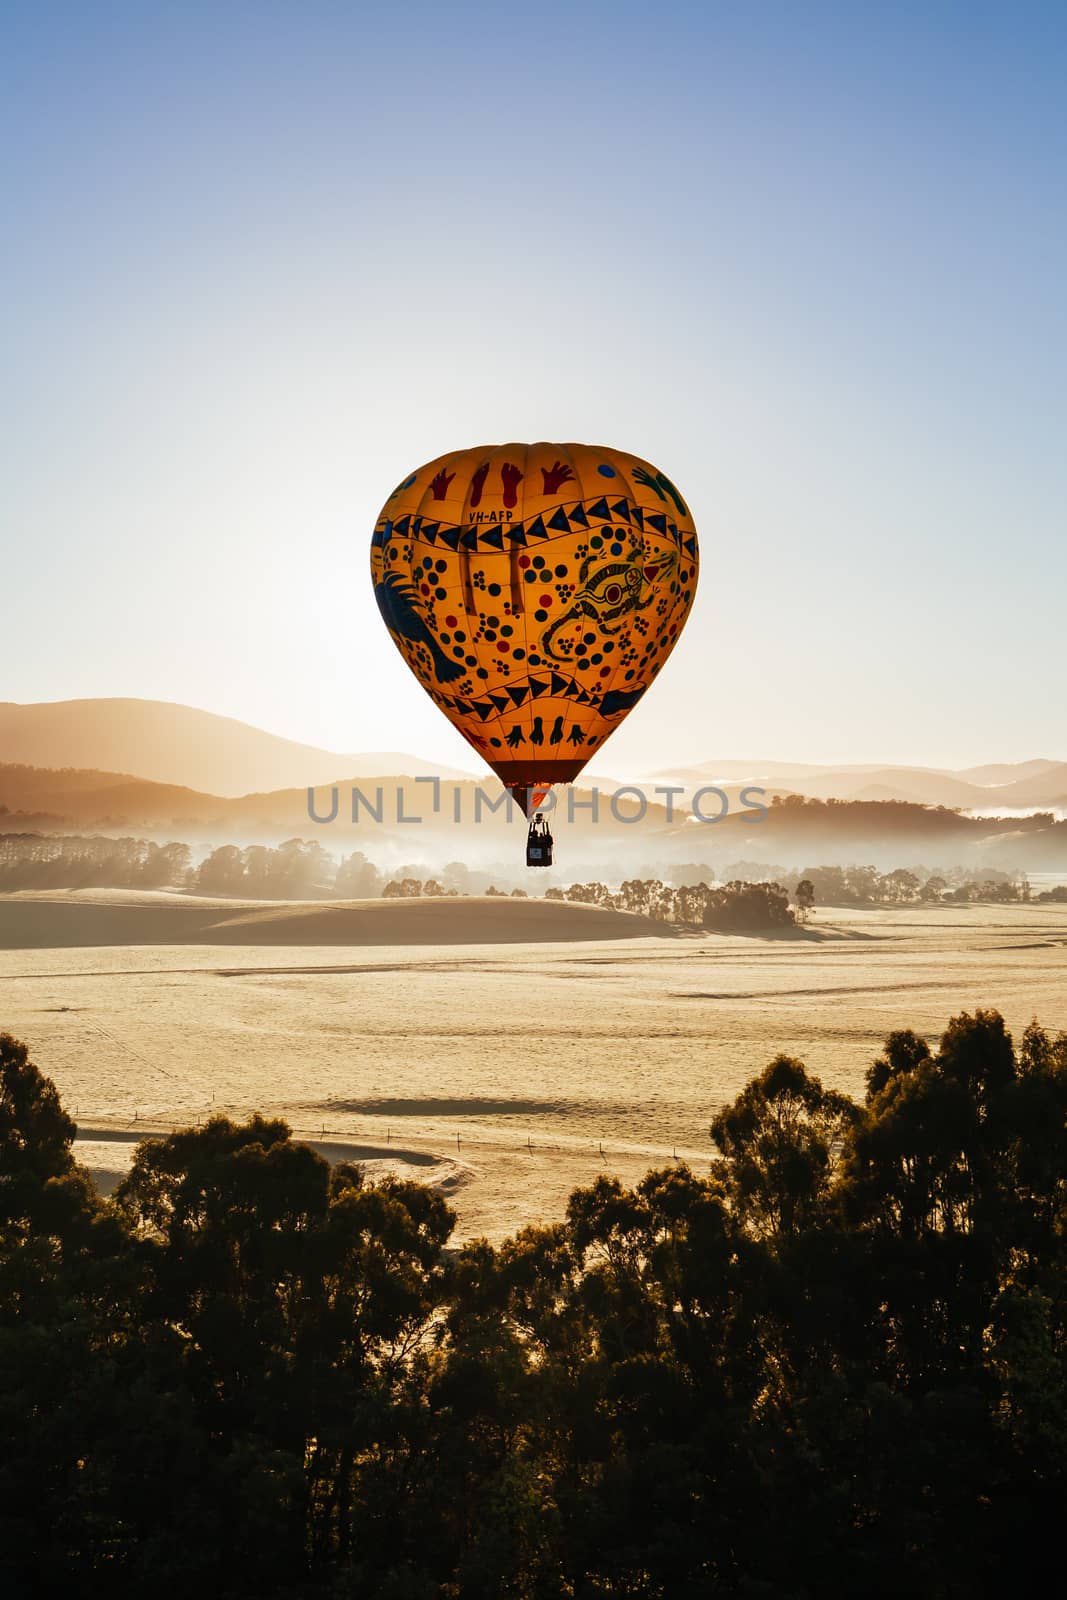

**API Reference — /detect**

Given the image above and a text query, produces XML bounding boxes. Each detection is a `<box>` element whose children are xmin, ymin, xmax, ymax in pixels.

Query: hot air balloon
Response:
<box><xmin>370</xmin><ymin>443</ymin><xmax>699</xmax><ymax>860</ymax></box>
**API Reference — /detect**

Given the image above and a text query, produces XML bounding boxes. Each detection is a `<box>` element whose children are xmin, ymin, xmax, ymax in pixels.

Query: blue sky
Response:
<box><xmin>3</xmin><ymin>1</ymin><xmax>1065</xmax><ymax>773</ymax></box>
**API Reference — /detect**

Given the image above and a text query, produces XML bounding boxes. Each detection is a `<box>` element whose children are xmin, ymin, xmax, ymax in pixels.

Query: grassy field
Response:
<box><xmin>3</xmin><ymin>890</ymin><xmax>1066</xmax><ymax>1241</ymax></box>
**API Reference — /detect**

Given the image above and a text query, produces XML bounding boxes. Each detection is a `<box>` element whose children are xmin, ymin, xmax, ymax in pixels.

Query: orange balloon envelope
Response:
<box><xmin>371</xmin><ymin>443</ymin><xmax>699</xmax><ymax>812</ymax></box>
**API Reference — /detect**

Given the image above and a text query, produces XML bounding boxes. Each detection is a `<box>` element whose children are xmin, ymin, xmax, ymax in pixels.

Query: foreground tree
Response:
<box><xmin>2</xmin><ymin>1012</ymin><xmax>1067</xmax><ymax>1596</ymax></box>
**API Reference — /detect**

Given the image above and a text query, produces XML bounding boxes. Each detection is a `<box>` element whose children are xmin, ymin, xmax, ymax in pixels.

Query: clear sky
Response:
<box><xmin>4</xmin><ymin>0</ymin><xmax>1065</xmax><ymax>774</ymax></box>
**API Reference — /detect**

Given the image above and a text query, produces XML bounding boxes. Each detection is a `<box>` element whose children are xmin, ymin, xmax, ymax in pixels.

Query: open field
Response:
<box><xmin>3</xmin><ymin>890</ymin><xmax>1067</xmax><ymax>1242</ymax></box>
<box><xmin>0</xmin><ymin>888</ymin><xmax>673</xmax><ymax>947</ymax></box>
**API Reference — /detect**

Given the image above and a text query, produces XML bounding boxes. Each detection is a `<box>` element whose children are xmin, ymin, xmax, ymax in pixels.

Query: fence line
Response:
<box><xmin>72</xmin><ymin>1105</ymin><xmax>714</xmax><ymax>1168</ymax></box>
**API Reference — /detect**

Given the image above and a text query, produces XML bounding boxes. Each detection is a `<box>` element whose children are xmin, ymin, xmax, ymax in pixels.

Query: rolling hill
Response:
<box><xmin>3</xmin><ymin>760</ymin><xmax>1066</xmax><ymax>874</ymax></box>
<box><xmin>4</xmin><ymin>700</ymin><xmax>1063</xmax><ymax>810</ymax></box>
<box><xmin>2</xmin><ymin>700</ymin><xmax>1065</xmax><ymax>873</ymax></box>
<box><xmin>647</xmin><ymin>758</ymin><xmax>1067</xmax><ymax>810</ymax></box>
<box><xmin>0</xmin><ymin>699</ymin><xmax>474</xmax><ymax>796</ymax></box>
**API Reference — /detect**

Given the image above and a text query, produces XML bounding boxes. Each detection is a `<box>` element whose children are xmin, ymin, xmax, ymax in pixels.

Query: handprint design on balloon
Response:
<box><xmin>541</xmin><ymin>460</ymin><xmax>574</xmax><ymax>494</ymax></box>
<box><xmin>500</xmin><ymin>461</ymin><xmax>523</xmax><ymax>509</ymax></box>
<box><xmin>430</xmin><ymin>468</ymin><xmax>456</xmax><ymax>501</ymax></box>
<box><xmin>632</xmin><ymin>465</ymin><xmax>688</xmax><ymax>517</ymax></box>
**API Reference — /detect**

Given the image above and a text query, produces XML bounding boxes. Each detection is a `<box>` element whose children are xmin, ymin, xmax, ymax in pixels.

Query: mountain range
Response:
<box><xmin>647</xmin><ymin>758</ymin><xmax>1067</xmax><ymax>811</ymax></box>
<box><xmin>2</xmin><ymin>698</ymin><xmax>1066</xmax><ymax>816</ymax></box>
<box><xmin>4</xmin><ymin>758</ymin><xmax>1066</xmax><ymax>874</ymax></box>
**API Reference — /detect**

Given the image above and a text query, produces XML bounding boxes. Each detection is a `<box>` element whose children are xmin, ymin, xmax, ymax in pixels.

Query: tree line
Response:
<box><xmin>2</xmin><ymin>1009</ymin><xmax>1066</xmax><ymax>1596</ymax></box>
<box><xmin>0</xmin><ymin>837</ymin><xmax>807</xmax><ymax>927</ymax></box>
<box><xmin>2</xmin><ymin>833</ymin><xmax>1060</xmax><ymax>912</ymax></box>
<box><xmin>546</xmin><ymin>877</ymin><xmax>796</xmax><ymax>929</ymax></box>
<box><xmin>765</xmin><ymin>792</ymin><xmax>1060</xmax><ymax>836</ymax></box>
<box><xmin>0</xmin><ymin>833</ymin><xmax>193</xmax><ymax>889</ymax></box>
<box><xmin>0</xmin><ymin>834</ymin><xmax>382</xmax><ymax>898</ymax></box>
<box><xmin>791</xmin><ymin>862</ymin><xmax>1040</xmax><ymax>905</ymax></box>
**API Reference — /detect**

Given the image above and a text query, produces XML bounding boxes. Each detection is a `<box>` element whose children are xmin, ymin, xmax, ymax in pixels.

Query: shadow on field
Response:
<box><xmin>308</xmin><ymin>1097</ymin><xmax>567</xmax><ymax>1118</ymax></box>
<box><xmin>702</xmin><ymin>923</ymin><xmax>880</xmax><ymax>942</ymax></box>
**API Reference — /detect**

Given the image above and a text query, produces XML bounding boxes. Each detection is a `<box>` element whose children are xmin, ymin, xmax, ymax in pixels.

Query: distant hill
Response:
<box><xmin>3</xmin><ymin>698</ymin><xmax>1066</xmax><ymax>857</ymax></box>
<box><xmin>987</xmin><ymin>765</ymin><xmax>1067</xmax><ymax>806</ymax></box>
<box><xmin>777</xmin><ymin>767</ymin><xmax>989</xmax><ymax>808</ymax></box>
<box><xmin>5</xmin><ymin>701</ymin><xmax>1063</xmax><ymax>810</ymax></box>
<box><xmin>0</xmin><ymin>762</ymin><xmax>677</xmax><ymax>843</ymax></box>
<box><xmin>4</xmin><ymin>762</ymin><xmax>1066</xmax><ymax>873</ymax></box>
<box><xmin>647</xmin><ymin>758</ymin><xmax>1067</xmax><ymax>810</ymax></box>
<box><xmin>956</xmin><ymin>760</ymin><xmax>1061</xmax><ymax>786</ymax></box>
<box><xmin>0</xmin><ymin>700</ymin><xmax>474</xmax><ymax>796</ymax></box>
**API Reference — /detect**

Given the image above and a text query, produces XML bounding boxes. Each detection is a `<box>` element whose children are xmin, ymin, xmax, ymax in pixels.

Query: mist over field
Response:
<box><xmin>5</xmin><ymin>700</ymin><xmax>1067</xmax><ymax>890</ymax></box>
